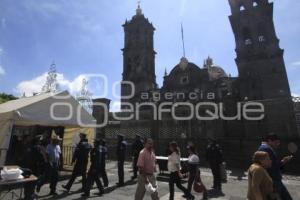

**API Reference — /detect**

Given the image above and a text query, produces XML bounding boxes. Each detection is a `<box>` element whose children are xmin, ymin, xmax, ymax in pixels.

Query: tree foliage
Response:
<box><xmin>0</xmin><ymin>93</ymin><xmax>18</xmax><ymax>104</ymax></box>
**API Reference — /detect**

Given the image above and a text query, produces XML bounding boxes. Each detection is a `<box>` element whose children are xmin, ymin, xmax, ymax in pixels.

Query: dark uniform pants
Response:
<box><xmin>118</xmin><ymin>160</ymin><xmax>124</xmax><ymax>184</ymax></box>
<box><xmin>210</xmin><ymin>163</ymin><xmax>221</xmax><ymax>190</ymax></box>
<box><xmin>65</xmin><ymin>168</ymin><xmax>87</xmax><ymax>190</ymax></box>
<box><xmin>100</xmin><ymin>167</ymin><xmax>109</xmax><ymax>187</ymax></box>
<box><xmin>133</xmin><ymin>156</ymin><xmax>139</xmax><ymax>177</ymax></box>
<box><xmin>24</xmin><ymin>181</ymin><xmax>36</xmax><ymax>200</ymax></box>
<box><xmin>36</xmin><ymin>163</ymin><xmax>51</xmax><ymax>191</ymax></box>
<box><xmin>85</xmin><ymin>168</ymin><xmax>104</xmax><ymax>195</ymax></box>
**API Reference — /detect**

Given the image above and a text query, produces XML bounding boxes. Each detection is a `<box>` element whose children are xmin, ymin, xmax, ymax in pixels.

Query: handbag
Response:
<box><xmin>193</xmin><ymin>180</ymin><xmax>206</xmax><ymax>193</ymax></box>
<box><xmin>193</xmin><ymin>170</ymin><xmax>206</xmax><ymax>193</ymax></box>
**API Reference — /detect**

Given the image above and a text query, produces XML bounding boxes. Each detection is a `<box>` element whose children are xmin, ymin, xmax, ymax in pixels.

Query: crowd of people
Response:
<box><xmin>7</xmin><ymin>132</ymin><xmax>295</xmax><ymax>200</ymax></box>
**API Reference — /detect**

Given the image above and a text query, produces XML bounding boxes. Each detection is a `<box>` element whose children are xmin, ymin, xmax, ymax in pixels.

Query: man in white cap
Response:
<box><xmin>46</xmin><ymin>132</ymin><xmax>62</xmax><ymax>196</ymax></box>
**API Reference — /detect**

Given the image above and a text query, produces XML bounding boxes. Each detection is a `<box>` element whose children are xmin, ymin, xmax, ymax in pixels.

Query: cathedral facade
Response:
<box><xmin>100</xmin><ymin>0</ymin><xmax>299</xmax><ymax>169</ymax></box>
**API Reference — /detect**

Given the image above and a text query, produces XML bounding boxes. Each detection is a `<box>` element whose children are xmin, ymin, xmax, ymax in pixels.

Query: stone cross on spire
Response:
<box><xmin>136</xmin><ymin>0</ymin><xmax>142</xmax><ymax>15</ymax></box>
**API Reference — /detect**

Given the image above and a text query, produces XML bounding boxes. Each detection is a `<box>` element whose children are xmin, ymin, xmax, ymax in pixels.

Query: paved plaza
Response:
<box><xmin>28</xmin><ymin>161</ymin><xmax>300</xmax><ymax>200</ymax></box>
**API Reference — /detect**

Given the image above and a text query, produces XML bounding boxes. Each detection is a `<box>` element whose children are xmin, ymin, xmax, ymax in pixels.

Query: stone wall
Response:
<box><xmin>102</xmin><ymin>112</ymin><xmax>300</xmax><ymax>173</ymax></box>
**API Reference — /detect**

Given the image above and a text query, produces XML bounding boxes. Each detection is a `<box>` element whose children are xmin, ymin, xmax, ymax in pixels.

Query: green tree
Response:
<box><xmin>0</xmin><ymin>93</ymin><xmax>18</xmax><ymax>104</ymax></box>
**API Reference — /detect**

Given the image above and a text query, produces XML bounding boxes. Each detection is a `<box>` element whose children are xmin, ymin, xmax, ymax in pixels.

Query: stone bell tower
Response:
<box><xmin>228</xmin><ymin>0</ymin><xmax>298</xmax><ymax>139</ymax></box>
<box><xmin>228</xmin><ymin>0</ymin><xmax>291</xmax><ymax>100</ymax></box>
<box><xmin>121</xmin><ymin>4</ymin><xmax>157</xmax><ymax>108</ymax></box>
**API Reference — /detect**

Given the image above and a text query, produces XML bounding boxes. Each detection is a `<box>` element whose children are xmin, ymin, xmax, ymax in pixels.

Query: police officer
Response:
<box><xmin>63</xmin><ymin>133</ymin><xmax>91</xmax><ymax>192</ymax></box>
<box><xmin>206</xmin><ymin>138</ymin><xmax>223</xmax><ymax>192</ymax></box>
<box><xmin>116</xmin><ymin>134</ymin><xmax>127</xmax><ymax>187</ymax></box>
<box><xmin>131</xmin><ymin>134</ymin><xmax>144</xmax><ymax>179</ymax></box>
<box><xmin>100</xmin><ymin>139</ymin><xmax>109</xmax><ymax>187</ymax></box>
<box><xmin>82</xmin><ymin>139</ymin><xmax>104</xmax><ymax>197</ymax></box>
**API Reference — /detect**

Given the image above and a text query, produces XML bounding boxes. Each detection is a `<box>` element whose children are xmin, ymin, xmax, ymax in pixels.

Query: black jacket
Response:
<box><xmin>90</xmin><ymin>146</ymin><xmax>102</xmax><ymax>170</ymax></box>
<box><xmin>206</xmin><ymin>143</ymin><xmax>223</xmax><ymax>165</ymax></box>
<box><xmin>116</xmin><ymin>141</ymin><xmax>126</xmax><ymax>161</ymax></box>
<box><xmin>100</xmin><ymin>145</ymin><xmax>108</xmax><ymax>169</ymax></box>
<box><xmin>73</xmin><ymin>141</ymin><xmax>92</xmax><ymax>172</ymax></box>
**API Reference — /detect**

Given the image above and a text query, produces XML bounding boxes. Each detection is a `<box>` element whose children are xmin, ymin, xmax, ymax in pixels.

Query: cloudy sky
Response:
<box><xmin>0</xmin><ymin>0</ymin><xmax>300</xmax><ymax>109</ymax></box>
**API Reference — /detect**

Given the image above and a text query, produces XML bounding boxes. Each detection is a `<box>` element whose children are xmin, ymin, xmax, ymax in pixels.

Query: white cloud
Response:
<box><xmin>15</xmin><ymin>72</ymin><xmax>48</xmax><ymax>96</ymax></box>
<box><xmin>110</xmin><ymin>101</ymin><xmax>121</xmax><ymax>112</ymax></box>
<box><xmin>15</xmin><ymin>72</ymin><xmax>89</xmax><ymax>97</ymax></box>
<box><xmin>291</xmin><ymin>61</ymin><xmax>300</xmax><ymax>66</ymax></box>
<box><xmin>0</xmin><ymin>65</ymin><xmax>5</xmax><ymax>75</ymax></box>
<box><xmin>63</xmin><ymin>74</ymin><xmax>90</xmax><ymax>95</ymax></box>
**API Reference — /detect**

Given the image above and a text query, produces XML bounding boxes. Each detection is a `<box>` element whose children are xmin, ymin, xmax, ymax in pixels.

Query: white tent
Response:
<box><xmin>0</xmin><ymin>90</ymin><xmax>97</xmax><ymax>167</ymax></box>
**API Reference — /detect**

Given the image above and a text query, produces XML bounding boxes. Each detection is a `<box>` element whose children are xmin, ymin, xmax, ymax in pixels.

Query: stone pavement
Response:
<box><xmin>15</xmin><ymin>161</ymin><xmax>300</xmax><ymax>199</ymax></box>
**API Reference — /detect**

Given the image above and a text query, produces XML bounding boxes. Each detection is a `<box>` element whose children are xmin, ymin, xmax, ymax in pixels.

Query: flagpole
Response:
<box><xmin>181</xmin><ymin>23</ymin><xmax>186</xmax><ymax>58</ymax></box>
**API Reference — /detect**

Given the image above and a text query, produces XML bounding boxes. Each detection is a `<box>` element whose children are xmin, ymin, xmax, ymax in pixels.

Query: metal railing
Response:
<box><xmin>62</xmin><ymin>146</ymin><xmax>75</xmax><ymax>166</ymax></box>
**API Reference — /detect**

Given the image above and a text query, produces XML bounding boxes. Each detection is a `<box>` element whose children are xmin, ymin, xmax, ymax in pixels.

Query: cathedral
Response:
<box><xmin>97</xmin><ymin>0</ymin><xmax>299</xmax><ymax>169</ymax></box>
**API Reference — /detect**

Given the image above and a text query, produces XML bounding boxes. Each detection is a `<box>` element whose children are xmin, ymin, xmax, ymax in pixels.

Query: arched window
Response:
<box><xmin>180</xmin><ymin>76</ymin><xmax>189</xmax><ymax>85</ymax></box>
<box><xmin>258</xmin><ymin>36</ymin><xmax>266</xmax><ymax>42</ymax></box>
<box><xmin>258</xmin><ymin>22</ymin><xmax>267</xmax><ymax>43</ymax></box>
<box><xmin>242</xmin><ymin>27</ymin><xmax>252</xmax><ymax>45</ymax></box>
<box><xmin>253</xmin><ymin>2</ymin><xmax>258</xmax><ymax>7</ymax></box>
<box><xmin>240</xmin><ymin>5</ymin><xmax>245</xmax><ymax>11</ymax></box>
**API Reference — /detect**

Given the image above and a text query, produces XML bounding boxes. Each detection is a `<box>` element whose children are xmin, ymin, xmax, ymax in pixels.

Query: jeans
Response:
<box><xmin>169</xmin><ymin>172</ymin><xmax>191</xmax><ymax>200</ymax></box>
<box><xmin>187</xmin><ymin>172</ymin><xmax>196</xmax><ymax>193</ymax></box>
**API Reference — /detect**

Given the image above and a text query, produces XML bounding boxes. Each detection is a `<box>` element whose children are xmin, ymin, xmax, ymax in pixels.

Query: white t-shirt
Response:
<box><xmin>188</xmin><ymin>154</ymin><xmax>200</xmax><ymax>165</ymax></box>
<box><xmin>168</xmin><ymin>152</ymin><xmax>181</xmax><ymax>172</ymax></box>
